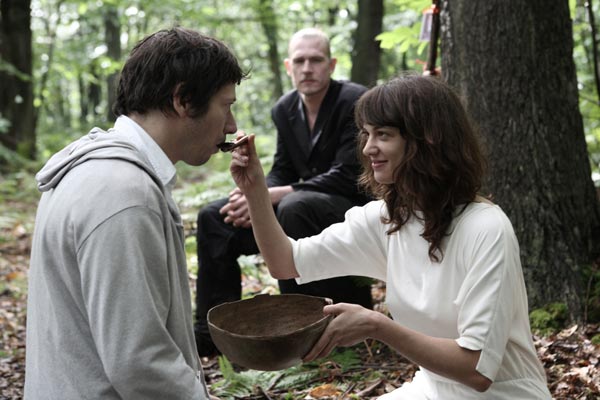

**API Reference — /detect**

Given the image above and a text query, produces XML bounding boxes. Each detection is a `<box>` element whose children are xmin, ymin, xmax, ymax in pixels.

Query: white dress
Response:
<box><xmin>291</xmin><ymin>200</ymin><xmax>551</xmax><ymax>399</ymax></box>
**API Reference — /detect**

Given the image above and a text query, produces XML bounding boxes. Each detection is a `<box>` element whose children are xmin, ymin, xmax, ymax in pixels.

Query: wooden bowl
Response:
<box><xmin>207</xmin><ymin>294</ymin><xmax>332</xmax><ymax>371</ymax></box>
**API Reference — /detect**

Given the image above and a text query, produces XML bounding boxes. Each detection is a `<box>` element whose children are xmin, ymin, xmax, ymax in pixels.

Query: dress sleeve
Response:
<box><xmin>292</xmin><ymin>201</ymin><xmax>388</xmax><ymax>283</ymax></box>
<box><xmin>454</xmin><ymin>208</ymin><xmax>523</xmax><ymax>381</ymax></box>
<box><xmin>78</xmin><ymin>207</ymin><xmax>208</xmax><ymax>400</ymax></box>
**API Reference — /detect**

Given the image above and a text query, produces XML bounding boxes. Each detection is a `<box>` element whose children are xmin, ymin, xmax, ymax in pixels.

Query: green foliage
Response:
<box><xmin>530</xmin><ymin>302</ymin><xmax>569</xmax><ymax>335</ymax></box>
<box><xmin>0</xmin><ymin>145</ymin><xmax>39</xmax><ymax>174</ymax></box>
<box><xmin>28</xmin><ymin>0</ymin><xmax>428</xmax><ymax>165</ymax></box>
<box><xmin>583</xmin><ymin>263</ymin><xmax>600</xmax><ymax>322</ymax></box>
<box><xmin>36</xmin><ymin>128</ymin><xmax>88</xmax><ymax>163</ymax></box>
<box><xmin>185</xmin><ymin>246</ymin><xmax>199</xmax><ymax>282</ymax></box>
<box><xmin>591</xmin><ymin>334</ymin><xmax>600</xmax><ymax>345</ymax></box>
<box><xmin>305</xmin><ymin>347</ymin><xmax>362</xmax><ymax>372</ymax></box>
<box><xmin>376</xmin><ymin>0</ymin><xmax>432</xmax><ymax>77</ymax></box>
<box><xmin>0</xmin><ymin>171</ymin><xmax>40</xmax><ymax>204</ymax></box>
<box><xmin>210</xmin><ymin>348</ymin><xmax>361</xmax><ymax>399</ymax></box>
<box><xmin>270</xmin><ymin>364</ymin><xmax>320</xmax><ymax>391</ymax></box>
<box><xmin>0</xmin><ymin>170</ymin><xmax>40</xmax><ymax>250</ymax></box>
<box><xmin>570</xmin><ymin>0</ymin><xmax>600</xmax><ymax>179</ymax></box>
<box><xmin>377</xmin><ymin>25</ymin><xmax>425</xmax><ymax>52</ymax></box>
<box><xmin>210</xmin><ymin>356</ymin><xmax>282</xmax><ymax>399</ymax></box>
<box><xmin>237</xmin><ymin>255</ymin><xmax>275</xmax><ymax>292</ymax></box>
<box><xmin>173</xmin><ymin>134</ymin><xmax>275</xmax><ymax>213</ymax></box>
<box><xmin>0</xmin><ymin>115</ymin><xmax>10</xmax><ymax>135</ymax></box>
<box><xmin>9</xmin><ymin>0</ymin><xmax>597</xmax><ymax>184</ymax></box>
<box><xmin>389</xmin><ymin>0</ymin><xmax>431</xmax><ymax>10</ymax></box>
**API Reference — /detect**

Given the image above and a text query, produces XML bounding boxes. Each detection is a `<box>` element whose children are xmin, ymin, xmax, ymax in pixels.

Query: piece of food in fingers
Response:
<box><xmin>218</xmin><ymin>135</ymin><xmax>249</xmax><ymax>152</ymax></box>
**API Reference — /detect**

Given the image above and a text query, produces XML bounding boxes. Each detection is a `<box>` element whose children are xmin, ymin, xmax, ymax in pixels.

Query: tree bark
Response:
<box><xmin>583</xmin><ymin>0</ymin><xmax>600</xmax><ymax>105</ymax></box>
<box><xmin>0</xmin><ymin>0</ymin><xmax>35</xmax><ymax>160</ymax></box>
<box><xmin>351</xmin><ymin>0</ymin><xmax>384</xmax><ymax>87</ymax></box>
<box><xmin>105</xmin><ymin>6</ymin><xmax>121</xmax><ymax>123</ymax></box>
<box><xmin>257</xmin><ymin>0</ymin><xmax>283</xmax><ymax>100</ymax></box>
<box><xmin>440</xmin><ymin>0</ymin><xmax>600</xmax><ymax>320</ymax></box>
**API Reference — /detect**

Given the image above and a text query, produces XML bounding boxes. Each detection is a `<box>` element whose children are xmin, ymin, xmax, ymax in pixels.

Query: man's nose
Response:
<box><xmin>225</xmin><ymin>113</ymin><xmax>237</xmax><ymax>134</ymax></box>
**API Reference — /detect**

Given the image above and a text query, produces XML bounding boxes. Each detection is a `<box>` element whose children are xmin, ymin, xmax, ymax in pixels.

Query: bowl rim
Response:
<box><xmin>207</xmin><ymin>293</ymin><xmax>332</xmax><ymax>341</ymax></box>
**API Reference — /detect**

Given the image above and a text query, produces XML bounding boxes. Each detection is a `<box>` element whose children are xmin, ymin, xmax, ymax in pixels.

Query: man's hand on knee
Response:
<box><xmin>220</xmin><ymin>194</ymin><xmax>251</xmax><ymax>228</ymax></box>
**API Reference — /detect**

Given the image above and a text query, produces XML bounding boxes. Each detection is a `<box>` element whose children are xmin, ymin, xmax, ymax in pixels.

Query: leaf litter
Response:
<box><xmin>0</xmin><ymin>212</ymin><xmax>599</xmax><ymax>399</ymax></box>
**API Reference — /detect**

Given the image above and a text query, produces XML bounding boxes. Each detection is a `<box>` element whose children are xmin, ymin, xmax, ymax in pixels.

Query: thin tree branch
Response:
<box><xmin>425</xmin><ymin>0</ymin><xmax>440</xmax><ymax>76</ymax></box>
<box><xmin>583</xmin><ymin>258</ymin><xmax>599</xmax><ymax>325</ymax></box>
<box><xmin>585</xmin><ymin>0</ymin><xmax>600</xmax><ymax>105</ymax></box>
<box><xmin>33</xmin><ymin>0</ymin><xmax>65</xmax><ymax>130</ymax></box>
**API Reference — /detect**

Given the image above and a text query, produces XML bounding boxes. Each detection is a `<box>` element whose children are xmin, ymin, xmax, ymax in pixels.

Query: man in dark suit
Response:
<box><xmin>194</xmin><ymin>28</ymin><xmax>372</xmax><ymax>357</ymax></box>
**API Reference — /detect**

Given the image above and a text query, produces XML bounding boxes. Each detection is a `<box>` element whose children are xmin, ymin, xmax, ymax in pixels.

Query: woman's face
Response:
<box><xmin>361</xmin><ymin>124</ymin><xmax>406</xmax><ymax>184</ymax></box>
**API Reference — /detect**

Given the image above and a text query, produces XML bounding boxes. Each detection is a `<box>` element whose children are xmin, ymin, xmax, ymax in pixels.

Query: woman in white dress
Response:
<box><xmin>228</xmin><ymin>74</ymin><xmax>552</xmax><ymax>399</ymax></box>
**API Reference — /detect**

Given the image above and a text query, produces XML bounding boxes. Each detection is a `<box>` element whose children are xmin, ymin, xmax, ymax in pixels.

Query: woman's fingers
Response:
<box><xmin>303</xmin><ymin>329</ymin><xmax>335</xmax><ymax>362</ymax></box>
<box><xmin>302</xmin><ymin>303</ymin><xmax>374</xmax><ymax>363</ymax></box>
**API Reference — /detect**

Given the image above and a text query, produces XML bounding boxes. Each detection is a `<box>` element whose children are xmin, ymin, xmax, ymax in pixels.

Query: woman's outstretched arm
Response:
<box><xmin>229</xmin><ymin>134</ymin><xmax>299</xmax><ymax>280</ymax></box>
<box><xmin>305</xmin><ymin>303</ymin><xmax>492</xmax><ymax>392</ymax></box>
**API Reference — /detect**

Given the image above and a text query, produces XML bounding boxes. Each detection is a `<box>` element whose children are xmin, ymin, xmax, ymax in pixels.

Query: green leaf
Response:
<box><xmin>77</xmin><ymin>3</ymin><xmax>88</xmax><ymax>15</ymax></box>
<box><xmin>211</xmin><ymin>356</ymin><xmax>282</xmax><ymax>399</ymax></box>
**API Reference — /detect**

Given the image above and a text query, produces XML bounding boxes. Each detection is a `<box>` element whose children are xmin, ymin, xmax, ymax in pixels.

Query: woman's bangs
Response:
<box><xmin>360</xmin><ymin>88</ymin><xmax>394</xmax><ymax>128</ymax></box>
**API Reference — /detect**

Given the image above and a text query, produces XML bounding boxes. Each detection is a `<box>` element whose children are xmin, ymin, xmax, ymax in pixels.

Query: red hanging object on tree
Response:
<box><xmin>420</xmin><ymin>0</ymin><xmax>440</xmax><ymax>76</ymax></box>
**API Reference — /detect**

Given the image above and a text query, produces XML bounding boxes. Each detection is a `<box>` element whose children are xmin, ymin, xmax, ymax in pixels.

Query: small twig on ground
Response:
<box><xmin>257</xmin><ymin>385</ymin><xmax>273</xmax><ymax>400</ymax></box>
<box><xmin>354</xmin><ymin>378</ymin><xmax>383</xmax><ymax>398</ymax></box>
<box><xmin>266</xmin><ymin>372</ymin><xmax>284</xmax><ymax>391</ymax></box>
<box><xmin>339</xmin><ymin>382</ymin><xmax>356</xmax><ymax>399</ymax></box>
<box><xmin>363</xmin><ymin>339</ymin><xmax>374</xmax><ymax>360</ymax></box>
<box><xmin>583</xmin><ymin>258</ymin><xmax>599</xmax><ymax>324</ymax></box>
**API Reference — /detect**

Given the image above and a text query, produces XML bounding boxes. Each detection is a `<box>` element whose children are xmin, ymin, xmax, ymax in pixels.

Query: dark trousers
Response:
<box><xmin>195</xmin><ymin>190</ymin><xmax>373</xmax><ymax>338</ymax></box>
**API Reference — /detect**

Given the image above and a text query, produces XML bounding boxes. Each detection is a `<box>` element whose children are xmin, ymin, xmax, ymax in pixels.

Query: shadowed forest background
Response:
<box><xmin>1</xmin><ymin>0</ymin><xmax>600</xmax><ymax>398</ymax></box>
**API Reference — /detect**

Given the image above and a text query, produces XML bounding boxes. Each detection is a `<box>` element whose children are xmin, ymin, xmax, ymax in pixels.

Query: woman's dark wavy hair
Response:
<box><xmin>113</xmin><ymin>27</ymin><xmax>248</xmax><ymax>118</ymax></box>
<box><xmin>355</xmin><ymin>74</ymin><xmax>487</xmax><ymax>262</ymax></box>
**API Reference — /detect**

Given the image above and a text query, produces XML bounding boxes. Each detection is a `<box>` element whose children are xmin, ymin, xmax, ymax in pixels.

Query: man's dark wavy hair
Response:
<box><xmin>113</xmin><ymin>27</ymin><xmax>247</xmax><ymax>118</ymax></box>
<box><xmin>355</xmin><ymin>74</ymin><xmax>487</xmax><ymax>262</ymax></box>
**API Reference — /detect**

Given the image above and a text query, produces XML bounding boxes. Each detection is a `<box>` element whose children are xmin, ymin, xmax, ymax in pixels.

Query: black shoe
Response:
<box><xmin>195</xmin><ymin>326</ymin><xmax>220</xmax><ymax>357</ymax></box>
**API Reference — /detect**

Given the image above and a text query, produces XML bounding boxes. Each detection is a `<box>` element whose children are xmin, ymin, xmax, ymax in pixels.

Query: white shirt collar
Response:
<box><xmin>113</xmin><ymin>115</ymin><xmax>177</xmax><ymax>189</ymax></box>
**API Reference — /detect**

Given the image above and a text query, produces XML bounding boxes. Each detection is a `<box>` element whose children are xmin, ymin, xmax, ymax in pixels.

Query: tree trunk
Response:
<box><xmin>351</xmin><ymin>0</ymin><xmax>384</xmax><ymax>87</ymax></box>
<box><xmin>89</xmin><ymin>64</ymin><xmax>101</xmax><ymax>118</ymax></box>
<box><xmin>33</xmin><ymin>0</ymin><xmax>64</xmax><ymax>138</ymax></box>
<box><xmin>105</xmin><ymin>7</ymin><xmax>120</xmax><ymax>123</ymax></box>
<box><xmin>79</xmin><ymin>74</ymin><xmax>88</xmax><ymax>124</ymax></box>
<box><xmin>0</xmin><ymin>0</ymin><xmax>35</xmax><ymax>160</ymax></box>
<box><xmin>440</xmin><ymin>0</ymin><xmax>600</xmax><ymax>320</ymax></box>
<box><xmin>257</xmin><ymin>0</ymin><xmax>283</xmax><ymax>100</ymax></box>
<box><xmin>54</xmin><ymin>80</ymin><xmax>69</xmax><ymax>127</ymax></box>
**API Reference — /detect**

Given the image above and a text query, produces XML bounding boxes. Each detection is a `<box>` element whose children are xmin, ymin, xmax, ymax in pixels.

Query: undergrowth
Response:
<box><xmin>210</xmin><ymin>348</ymin><xmax>362</xmax><ymax>399</ymax></box>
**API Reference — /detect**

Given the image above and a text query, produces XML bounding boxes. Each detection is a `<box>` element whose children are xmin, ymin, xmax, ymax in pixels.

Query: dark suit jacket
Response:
<box><xmin>266</xmin><ymin>79</ymin><xmax>369</xmax><ymax>204</ymax></box>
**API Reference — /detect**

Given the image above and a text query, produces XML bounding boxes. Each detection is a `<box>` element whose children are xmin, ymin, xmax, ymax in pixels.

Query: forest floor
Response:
<box><xmin>1</xmin><ymin>186</ymin><xmax>599</xmax><ymax>399</ymax></box>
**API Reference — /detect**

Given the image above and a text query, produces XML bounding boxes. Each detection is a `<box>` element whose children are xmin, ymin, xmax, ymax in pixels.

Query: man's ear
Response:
<box><xmin>328</xmin><ymin>57</ymin><xmax>337</xmax><ymax>74</ymax></box>
<box><xmin>172</xmin><ymin>84</ymin><xmax>187</xmax><ymax>117</ymax></box>
<box><xmin>283</xmin><ymin>58</ymin><xmax>292</xmax><ymax>76</ymax></box>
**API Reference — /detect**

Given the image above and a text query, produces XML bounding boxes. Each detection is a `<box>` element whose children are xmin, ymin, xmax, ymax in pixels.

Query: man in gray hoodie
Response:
<box><xmin>25</xmin><ymin>27</ymin><xmax>246</xmax><ymax>399</ymax></box>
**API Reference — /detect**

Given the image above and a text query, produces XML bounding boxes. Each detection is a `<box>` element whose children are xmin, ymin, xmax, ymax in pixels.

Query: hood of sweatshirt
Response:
<box><xmin>36</xmin><ymin>127</ymin><xmax>159</xmax><ymax>192</ymax></box>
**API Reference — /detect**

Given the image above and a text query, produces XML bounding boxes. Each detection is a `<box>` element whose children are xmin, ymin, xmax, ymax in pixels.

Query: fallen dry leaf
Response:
<box><xmin>309</xmin><ymin>383</ymin><xmax>341</xmax><ymax>398</ymax></box>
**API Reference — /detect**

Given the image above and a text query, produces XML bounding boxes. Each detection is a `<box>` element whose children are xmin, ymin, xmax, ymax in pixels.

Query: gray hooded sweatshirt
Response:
<box><xmin>25</xmin><ymin>125</ymin><xmax>209</xmax><ymax>399</ymax></box>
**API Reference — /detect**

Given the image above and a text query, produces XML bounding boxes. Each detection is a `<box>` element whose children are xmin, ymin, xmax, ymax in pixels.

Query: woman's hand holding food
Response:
<box><xmin>229</xmin><ymin>133</ymin><xmax>266</xmax><ymax>196</ymax></box>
